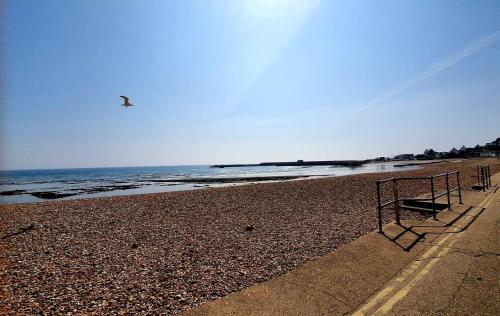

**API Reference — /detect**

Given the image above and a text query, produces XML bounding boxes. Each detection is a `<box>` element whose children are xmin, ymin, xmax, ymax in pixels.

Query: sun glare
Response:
<box><xmin>244</xmin><ymin>0</ymin><xmax>321</xmax><ymax>19</ymax></box>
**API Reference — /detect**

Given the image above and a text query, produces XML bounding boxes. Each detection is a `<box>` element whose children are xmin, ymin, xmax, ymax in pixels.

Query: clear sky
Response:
<box><xmin>2</xmin><ymin>0</ymin><xmax>500</xmax><ymax>170</ymax></box>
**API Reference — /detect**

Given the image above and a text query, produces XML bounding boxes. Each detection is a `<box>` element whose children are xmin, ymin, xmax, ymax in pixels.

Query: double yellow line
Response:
<box><xmin>352</xmin><ymin>193</ymin><xmax>496</xmax><ymax>315</ymax></box>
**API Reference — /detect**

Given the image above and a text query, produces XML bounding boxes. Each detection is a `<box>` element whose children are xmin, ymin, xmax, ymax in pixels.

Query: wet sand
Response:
<box><xmin>1</xmin><ymin>159</ymin><xmax>498</xmax><ymax>315</ymax></box>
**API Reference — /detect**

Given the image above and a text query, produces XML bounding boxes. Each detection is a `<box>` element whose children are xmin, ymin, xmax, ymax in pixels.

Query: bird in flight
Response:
<box><xmin>120</xmin><ymin>96</ymin><xmax>134</xmax><ymax>108</ymax></box>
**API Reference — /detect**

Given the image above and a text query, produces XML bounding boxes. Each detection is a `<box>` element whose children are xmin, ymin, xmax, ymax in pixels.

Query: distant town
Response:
<box><xmin>378</xmin><ymin>137</ymin><xmax>500</xmax><ymax>161</ymax></box>
<box><xmin>211</xmin><ymin>138</ymin><xmax>500</xmax><ymax>169</ymax></box>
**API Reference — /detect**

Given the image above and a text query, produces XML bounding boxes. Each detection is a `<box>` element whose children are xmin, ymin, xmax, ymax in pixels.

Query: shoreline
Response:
<box><xmin>0</xmin><ymin>175</ymin><xmax>315</xmax><ymax>204</ymax></box>
<box><xmin>1</xmin><ymin>159</ymin><xmax>498</xmax><ymax>314</ymax></box>
<box><xmin>0</xmin><ymin>162</ymin><xmax>420</xmax><ymax>205</ymax></box>
<box><xmin>0</xmin><ymin>174</ymin><xmax>345</xmax><ymax>206</ymax></box>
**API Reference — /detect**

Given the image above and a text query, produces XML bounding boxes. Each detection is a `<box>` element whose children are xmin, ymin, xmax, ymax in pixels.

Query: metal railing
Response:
<box><xmin>375</xmin><ymin>171</ymin><xmax>462</xmax><ymax>233</ymax></box>
<box><xmin>475</xmin><ymin>165</ymin><xmax>491</xmax><ymax>192</ymax></box>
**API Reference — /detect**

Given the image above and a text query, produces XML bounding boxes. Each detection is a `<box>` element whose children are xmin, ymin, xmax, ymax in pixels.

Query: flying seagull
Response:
<box><xmin>120</xmin><ymin>96</ymin><xmax>134</xmax><ymax>108</ymax></box>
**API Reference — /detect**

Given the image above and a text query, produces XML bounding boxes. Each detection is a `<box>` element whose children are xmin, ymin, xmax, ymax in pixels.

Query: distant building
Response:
<box><xmin>393</xmin><ymin>154</ymin><xmax>414</xmax><ymax>161</ymax></box>
<box><xmin>387</xmin><ymin>137</ymin><xmax>499</xmax><ymax>161</ymax></box>
<box><xmin>480</xmin><ymin>137</ymin><xmax>500</xmax><ymax>158</ymax></box>
<box><xmin>480</xmin><ymin>151</ymin><xmax>500</xmax><ymax>157</ymax></box>
<box><xmin>435</xmin><ymin>152</ymin><xmax>449</xmax><ymax>159</ymax></box>
<box><xmin>485</xmin><ymin>137</ymin><xmax>500</xmax><ymax>149</ymax></box>
<box><xmin>482</xmin><ymin>137</ymin><xmax>500</xmax><ymax>157</ymax></box>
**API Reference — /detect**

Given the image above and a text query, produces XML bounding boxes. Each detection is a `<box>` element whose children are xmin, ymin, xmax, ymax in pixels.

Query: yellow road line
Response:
<box><xmin>374</xmin><ymin>239</ymin><xmax>457</xmax><ymax>314</ymax></box>
<box><xmin>351</xmin><ymin>233</ymin><xmax>453</xmax><ymax>316</ymax></box>
<box><xmin>373</xmin><ymin>193</ymin><xmax>496</xmax><ymax>314</ymax></box>
<box><xmin>352</xmin><ymin>192</ymin><xmax>495</xmax><ymax>315</ymax></box>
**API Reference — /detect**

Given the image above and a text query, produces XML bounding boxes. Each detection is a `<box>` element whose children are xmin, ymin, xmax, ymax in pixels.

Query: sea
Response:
<box><xmin>0</xmin><ymin>163</ymin><xmax>417</xmax><ymax>204</ymax></box>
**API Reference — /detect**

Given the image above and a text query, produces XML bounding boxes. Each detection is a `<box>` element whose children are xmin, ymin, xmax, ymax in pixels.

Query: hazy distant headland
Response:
<box><xmin>211</xmin><ymin>159</ymin><xmax>366</xmax><ymax>168</ymax></box>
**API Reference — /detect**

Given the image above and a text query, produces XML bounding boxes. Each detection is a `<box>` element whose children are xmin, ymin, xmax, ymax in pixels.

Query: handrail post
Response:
<box><xmin>485</xmin><ymin>166</ymin><xmax>489</xmax><ymax>189</ymax></box>
<box><xmin>483</xmin><ymin>166</ymin><xmax>488</xmax><ymax>191</ymax></box>
<box><xmin>487</xmin><ymin>166</ymin><xmax>491</xmax><ymax>187</ymax></box>
<box><xmin>483</xmin><ymin>166</ymin><xmax>487</xmax><ymax>189</ymax></box>
<box><xmin>445</xmin><ymin>172</ymin><xmax>451</xmax><ymax>210</ymax></box>
<box><xmin>476</xmin><ymin>166</ymin><xmax>480</xmax><ymax>184</ymax></box>
<box><xmin>481</xmin><ymin>167</ymin><xmax>486</xmax><ymax>192</ymax></box>
<box><xmin>376</xmin><ymin>181</ymin><xmax>383</xmax><ymax>233</ymax></box>
<box><xmin>457</xmin><ymin>172</ymin><xmax>463</xmax><ymax>204</ymax></box>
<box><xmin>430</xmin><ymin>176</ymin><xmax>436</xmax><ymax>220</ymax></box>
<box><xmin>392</xmin><ymin>179</ymin><xmax>400</xmax><ymax>225</ymax></box>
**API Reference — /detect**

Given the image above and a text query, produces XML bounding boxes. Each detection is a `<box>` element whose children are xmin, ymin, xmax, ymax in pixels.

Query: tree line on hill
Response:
<box><xmin>376</xmin><ymin>137</ymin><xmax>500</xmax><ymax>161</ymax></box>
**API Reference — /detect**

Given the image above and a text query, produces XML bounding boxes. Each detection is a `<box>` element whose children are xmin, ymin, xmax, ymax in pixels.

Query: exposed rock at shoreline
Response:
<box><xmin>145</xmin><ymin>175</ymin><xmax>311</xmax><ymax>184</ymax></box>
<box><xmin>4</xmin><ymin>177</ymin><xmax>311</xmax><ymax>202</ymax></box>
<box><xmin>25</xmin><ymin>185</ymin><xmax>143</xmax><ymax>200</ymax></box>
<box><xmin>78</xmin><ymin>184</ymin><xmax>142</xmax><ymax>194</ymax></box>
<box><xmin>30</xmin><ymin>191</ymin><xmax>77</xmax><ymax>199</ymax></box>
<box><xmin>0</xmin><ymin>190</ymin><xmax>26</xmax><ymax>196</ymax></box>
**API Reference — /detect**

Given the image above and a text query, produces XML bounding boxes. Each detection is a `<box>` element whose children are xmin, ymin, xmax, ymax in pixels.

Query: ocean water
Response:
<box><xmin>0</xmin><ymin>163</ymin><xmax>417</xmax><ymax>204</ymax></box>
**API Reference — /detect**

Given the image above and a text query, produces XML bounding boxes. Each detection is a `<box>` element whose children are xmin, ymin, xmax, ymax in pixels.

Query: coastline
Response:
<box><xmin>0</xmin><ymin>162</ymin><xmax>419</xmax><ymax>205</ymax></box>
<box><xmin>1</xmin><ymin>159</ymin><xmax>498</xmax><ymax>314</ymax></box>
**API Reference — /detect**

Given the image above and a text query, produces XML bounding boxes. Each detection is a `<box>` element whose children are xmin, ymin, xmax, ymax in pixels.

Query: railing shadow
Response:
<box><xmin>379</xmin><ymin>205</ymin><xmax>483</xmax><ymax>252</ymax></box>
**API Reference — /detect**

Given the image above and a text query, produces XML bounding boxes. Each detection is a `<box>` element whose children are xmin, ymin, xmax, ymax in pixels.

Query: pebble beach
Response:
<box><xmin>1</xmin><ymin>159</ymin><xmax>498</xmax><ymax>315</ymax></box>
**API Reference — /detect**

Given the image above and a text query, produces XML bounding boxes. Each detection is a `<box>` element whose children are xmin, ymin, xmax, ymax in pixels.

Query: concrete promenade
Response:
<box><xmin>185</xmin><ymin>173</ymin><xmax>500</xmax><ymax>315</ymax></box>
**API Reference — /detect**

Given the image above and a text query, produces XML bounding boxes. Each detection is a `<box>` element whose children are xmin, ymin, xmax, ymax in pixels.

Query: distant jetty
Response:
<box><xmin>211</xmin><ymin>160</ymin><xmax>366</xmax><ymax>168</ymax></box>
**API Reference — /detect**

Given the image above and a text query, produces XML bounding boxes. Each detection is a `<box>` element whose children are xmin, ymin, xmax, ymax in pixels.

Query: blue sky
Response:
<box><xmin>2</xmin><ymin>0</ymin><xmax>500</xmax><ymax>169</ymax></box>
